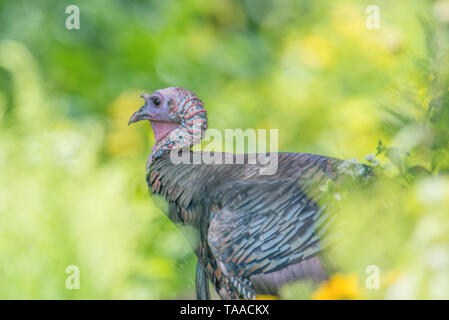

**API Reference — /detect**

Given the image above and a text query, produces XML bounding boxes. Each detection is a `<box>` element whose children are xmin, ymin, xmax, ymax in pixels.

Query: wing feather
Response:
<box><xmin>207</xmin><ymin>176</ymin><xmax>335</xmax><ymax>285</ymax></box>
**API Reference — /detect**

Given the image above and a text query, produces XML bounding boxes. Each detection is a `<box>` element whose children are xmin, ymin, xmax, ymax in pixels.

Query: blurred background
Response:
<box><xmin>0</xmin><ymin>0</ymin><xmax>448</xmax><ymax>299</ymax></box>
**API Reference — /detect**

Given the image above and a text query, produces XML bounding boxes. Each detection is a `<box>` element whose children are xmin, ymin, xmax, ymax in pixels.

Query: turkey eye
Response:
<box><xmin>152</xmin><ymin>97</ymin><xmax>161</xmax><ymax>106</ymax></box>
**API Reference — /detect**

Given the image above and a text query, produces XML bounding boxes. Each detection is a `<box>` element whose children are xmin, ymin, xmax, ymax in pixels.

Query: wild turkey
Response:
<box><xmin>128</xmin><ymin>87</ymin><xmax>372</xmax><ymax>299</ymax></box>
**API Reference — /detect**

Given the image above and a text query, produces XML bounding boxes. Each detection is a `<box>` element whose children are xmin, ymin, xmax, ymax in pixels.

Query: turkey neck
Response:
<box><xmin>145</xmin><ymin>151</ymin><xmax>263</xmax><ymax>229</ymax></box>
<box><xmin>146</xmin><ymin>152</ymin><xmax>210</xmax><ymax>229</ymax></box>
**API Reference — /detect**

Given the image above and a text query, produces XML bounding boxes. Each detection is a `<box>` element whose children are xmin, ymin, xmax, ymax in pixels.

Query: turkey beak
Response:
<box><xmin>128</xmin><ymin>94</ymin><xmax>152</xmax><ymax>126</ymax></box>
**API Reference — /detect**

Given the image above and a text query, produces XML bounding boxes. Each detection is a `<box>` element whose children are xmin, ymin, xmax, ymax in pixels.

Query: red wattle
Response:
<box><xmin>149</xmin><ymin>121</ymin><xmax>179</xmax><ymax>142</ymax></box>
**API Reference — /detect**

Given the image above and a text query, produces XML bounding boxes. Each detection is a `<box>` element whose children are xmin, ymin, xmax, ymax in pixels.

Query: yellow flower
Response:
<box><xmin>256</xmin><ymin>295</ymin><xmax>279</xmax><ymax>300</ymax></box>
<box><xmin>312</xmin><ymin>273</ymin><xmax>361</xmax><ymax>300</ymax></box>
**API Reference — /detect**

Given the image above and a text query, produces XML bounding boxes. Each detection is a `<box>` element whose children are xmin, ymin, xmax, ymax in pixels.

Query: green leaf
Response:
<box><xmin>432</xmin><ymin>150</ymin><xmax>449</xmax><ymax>173</ymax></box>
<box><xmin>386</xmin><ymin>147</ymin><xmax>405</xmax><ymax>172</ymax></box>
<box><xmin>407</xmin><ymin>165</ymin><xmax>431</xmax><ymax>177</ymax></box>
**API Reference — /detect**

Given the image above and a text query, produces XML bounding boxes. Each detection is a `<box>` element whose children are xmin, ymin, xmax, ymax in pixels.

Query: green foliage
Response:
<box><xmin>284</xmin><ymin>18</ymin><xmax>449</xmax><ymax>299</ymax></box>
<box><xmin>0</xmin><ymin>0</ymin><xmax>448</xmax><ymax>299</ymax></box>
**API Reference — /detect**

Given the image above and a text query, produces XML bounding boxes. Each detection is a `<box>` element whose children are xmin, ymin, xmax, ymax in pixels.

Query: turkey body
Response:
<box><xmin>147</xmin><ymin>151</ymin><xmax>348</xmax><ymax>299</ymax></box>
